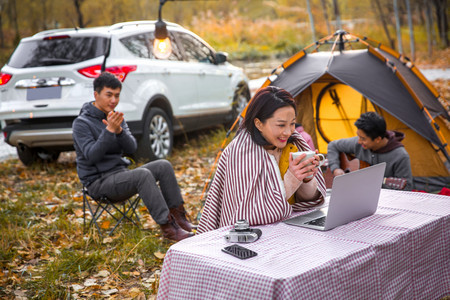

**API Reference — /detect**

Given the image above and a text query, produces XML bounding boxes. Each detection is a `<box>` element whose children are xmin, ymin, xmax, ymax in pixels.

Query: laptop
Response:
<box><xmin>283</xmin><ymin>162</ymin><xmax>386</xmax><ymax>231</ymax></box>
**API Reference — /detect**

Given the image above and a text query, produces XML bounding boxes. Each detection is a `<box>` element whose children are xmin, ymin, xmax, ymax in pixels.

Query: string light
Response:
<box><xmin>153</xmin><ymin>0</ymin><xmax>172</xmax><ymax>59</ymax></box>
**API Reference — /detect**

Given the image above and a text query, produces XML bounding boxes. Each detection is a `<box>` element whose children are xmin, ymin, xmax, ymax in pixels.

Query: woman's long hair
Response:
<box><xmin>240</xmin><ymin>86</ymin><xmax>297</xmax><ymax>146</ymax></box>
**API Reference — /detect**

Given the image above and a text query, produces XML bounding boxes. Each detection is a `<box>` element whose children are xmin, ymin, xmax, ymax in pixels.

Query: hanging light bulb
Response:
<box><xmin>153</xmin><ymin>37</ymin><xmax>172</xmax><ymax>59</ymax></box>
<box><xmin>153</xmin><ymin>1</ymin><xmax>172</xmax><ymax>59</ymax></box>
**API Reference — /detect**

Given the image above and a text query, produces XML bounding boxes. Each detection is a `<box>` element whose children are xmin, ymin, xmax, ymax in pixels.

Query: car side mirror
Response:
<box><xmin>215</xmin><ymin>52</ymin><xmax>228</xmax><ymax>64</ymax></box>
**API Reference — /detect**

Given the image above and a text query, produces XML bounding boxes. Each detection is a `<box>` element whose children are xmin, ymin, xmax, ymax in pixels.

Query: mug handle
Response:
<box><xmin>317</xmin><ymin>154</ymin><xmax>326</xmax><ymax>166</ymax></box>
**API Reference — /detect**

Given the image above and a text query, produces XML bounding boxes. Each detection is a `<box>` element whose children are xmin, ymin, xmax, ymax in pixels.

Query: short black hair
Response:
<box><xmin>240</xmin><ymin>86</ymin><xmax>297</xmax><ymax>146</ymax></box>
<box><xmin>93</xmin><ymin>72</ymin><xmax>122</xmax><ymax>93</ymax></box>
<box><xmin>354</xmin><ymin>112</ymin><xmax>387</xmax><ymax>140</ymax></box>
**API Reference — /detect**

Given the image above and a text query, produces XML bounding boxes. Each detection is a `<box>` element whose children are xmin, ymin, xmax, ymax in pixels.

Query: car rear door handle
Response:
<box><xmin>199</xmin><ymin>70</ymin><xmax>206</xmax><ymax>76</ymax></box>
<box><xmin>163</xmin><ymin>68</ymin><xmax>171</xmax><ymax>75</ymax></box>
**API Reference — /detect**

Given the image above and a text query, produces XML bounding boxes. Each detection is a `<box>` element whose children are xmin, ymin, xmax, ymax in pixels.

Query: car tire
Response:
<box><xmin>227</xmin><ymin>84</ymin><xmax>250</xmax><ymax>129</ymax></box>
<box><xmin>135</xmin><ymin>107</ymin><xmax>173</xmax><ymax>161</ymax></box>
<box><xmin>17</xmin><ymin>145</ymin><xmax>37</xmax><ymax>166</ymax></box>
<box><xmin>37</xmin><ymin>150</ymin><xmax>60</xmax><ymax>162</ymax></box>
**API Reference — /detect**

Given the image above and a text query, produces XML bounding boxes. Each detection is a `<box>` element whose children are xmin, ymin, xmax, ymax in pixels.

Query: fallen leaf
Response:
<box><xmin>154</xmin><ymin>252</ymin><xmax>165</xmax><ymax>259</ymax></box>
<box><xmin>71</xmin><ymin>284</ymin><xmax>84</xmax><ymax>291</ymax></box>
<box><xmin>102</xmin><ymin>237</ymin><xmax>113</xmax><ymax>244</ymax></box>
<box><xmin>100</xmin><ymin>220</ymin><xmax>110</xmax><ymax>229</ymax></box>
<box><xmin>102</xmin><ymin>288</ymin><xmax>118</xmax><ymax>295</ymax></box>
<box><xmin>94</xmin><ymin>270</ymin><xmax>110</xmax><ymax>278</ymax></box>
<box><xmin>83</xmin><ymin>278</ymin><xmax>97</xmax><ymax>287</ymax></box>
<box><xmin>74</xmin><ymin>209</ymin><xmax>84</xmax><ymax>218</ymax></box>
<box><xmin>122</xmin><ymin>271</ymin><xmax>140</xmax><ymax>277</ymax></box>
<box><xmin>14</xmin><ymin>290</ymin><xmax>27</xmax><ymax>296</ymax></box>
<box><xmin>135</xmin><ymin>292</ymin><xmax>146</xmax><ymax>300</ymax></box>
<box><xmin>129</xmin><ymin>287</ymin><xmax>142</xmax><ymax>297</ymax></box>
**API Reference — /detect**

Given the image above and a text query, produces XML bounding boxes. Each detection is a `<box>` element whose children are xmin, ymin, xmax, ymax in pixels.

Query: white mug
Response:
<box><xmin>291</xmin><ymin>151</ymin><xmax>326</xmax><ymax>178</ymax></box>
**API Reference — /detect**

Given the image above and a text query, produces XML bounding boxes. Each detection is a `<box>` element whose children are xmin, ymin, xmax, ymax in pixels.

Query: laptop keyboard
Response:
<box><xmin>305</xmin><ymin>216</ymin><xmax>326</xmax><ymax>227</ymax></box>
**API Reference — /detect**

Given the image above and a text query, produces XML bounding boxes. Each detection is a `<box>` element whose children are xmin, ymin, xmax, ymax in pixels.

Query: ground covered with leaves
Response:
<box><xmin>0</xmin><ymin>127</ymin><xmax>229</xmax><ymax>299</ymax></box>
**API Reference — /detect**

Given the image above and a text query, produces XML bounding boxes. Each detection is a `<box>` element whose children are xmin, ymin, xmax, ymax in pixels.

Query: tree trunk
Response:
<box><xmin>393</xmin><ymin>0</ymin><xmax>403</xmax><ymax>54</ymax></box>
<box><xmin>405</xmin><ymin>0</ymin><xmax>415</xmax><ymax>60</ymax></box>
<box><xmin>320</xmin><ymin>0</ymin><xmax>331</xmax><ymax>35</ymax></box>
<box><xmin>432</xmin><ymin>0</ymin><xmax>449</xmax><ymax>48</ymax></box>
<box><xmin>0</xmin><ymin>2</ymin><xmax>3</xmax><ymax>48</ymax></box>
<box><xmin>424</xmin><ymin>0</ymin><xmax>433</xmax><ymax>57</ymax></box>
<box><xmin>42</xmin><ymin>0</ymin><xmax>47</xmax><ymax>30</ymax></box>
<box><xmin>372</xmin><ymin>0</ymin><xmax>395</xmax><ymax>49</ymax></box>
<box><xmin>332</xmin><ymin>0</ymin><xmax>341</xmax><ymax>30</ymax></box>
<box><xmin>73</xmin><ymin>0</ymin><xmax>85</xmax><ymax>28</ymax></box>
<box><xmin>306</xmin><ymin>0</ymin><xmax>316</xmax><ymax>41</ymax></box>
<box><xmin>8</xmin><ymin>0</ymin><xmax>20</xmax><ymax>46</ymax></box>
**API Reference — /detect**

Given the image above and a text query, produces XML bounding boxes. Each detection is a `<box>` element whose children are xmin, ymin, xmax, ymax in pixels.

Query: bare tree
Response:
<box><xmin>41</xmin><ymin>0</ymin><xmax>48</xmax><ymax>30</ymax></box>
<box><xmin>424</xmin><ymin>0</ymin><xmax>433</xmax><ymax>57</ymax></box>
<box><xmin>0</xmin><ymin>0</ymin><xmax>4</xmax><ymax>48</ymax></box>
<box><xmin>372</xmin><ymin>0</ymin><xmax>396</xmax><ymax>49</ymax></box>
<box><xmin>73</xmin><ymin>0</ymin><xmax>85</xmax><ymax>28</ymax></box>
<box><xmin>306</xmin><ymin>0</ymin><xmax>316</xmax><ymax>41</ymax></box>
<box><xmin>393</xmin><ymin>0</ymin><xmax>403</xmax><ymax>53</ymax></box>
<box><xmin>332</xmin><ymin>0</ymin><xmax>341</xmax><ymax>30</ymax></box>
<box><xmin>432</xmin><ymin>0</ymin><xmax>449</xmax><ymax>48</ymax></box>
<box><xmin>7</xmin><ymin>0</ymin><xmax>20</xmax><ymax>46</ymax></box>
<box><xmin>320</xmin><ymin>0</ymin><xmax>331</xmax><ymax>35</ymax></box>
<box><xmin>405</xmin><ymin>0</ymin><xmax>415</xmax><ymax>61</ymax></box>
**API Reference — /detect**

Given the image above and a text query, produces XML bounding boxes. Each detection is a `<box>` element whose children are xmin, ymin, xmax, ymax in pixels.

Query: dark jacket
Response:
<box><xmin>327</xmin><ymin>131</ymin><xmax>413</xmax><ymax>190</ymax></box>
<box><xmin>72</xmin><ymin>102</ymin><xmax>137</xmax><ymax>186</ymax></box>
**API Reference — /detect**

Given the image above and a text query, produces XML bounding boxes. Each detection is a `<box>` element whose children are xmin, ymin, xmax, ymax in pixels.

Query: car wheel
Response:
<box><xmin>136</xmin><ymin>107</ymin><xmax>173</xmax><ymax>161</ymax></box>
<box><xmin>17</xmin><ymin>144</ymin><xmax>37</xmax><ymax>166</ymax></box>
<box><xmin>227</xmin><ymin>85</ymin><xmax>250</xmax><ymax>129</ymax></box>
<box><xmin>37</xmin><ymin>150</ymin><xmax>60</xmax><ymax>162</ymax></box>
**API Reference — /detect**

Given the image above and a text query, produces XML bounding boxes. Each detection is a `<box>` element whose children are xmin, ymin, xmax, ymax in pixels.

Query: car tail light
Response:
<box><xmin>77</xmin><ymin>65</ymin><xmax>102</xmax><ymax>78</ymax></box>
<box><xmin>44</xmin><ymin>35</ymin><xmax>70</xmax><ymax>40</ymax></box>
<box><xmin>77</xmin><ymin>65</ymin><xmax>137</xmax><ymax>82</ymax></box>
<box><xmin>0</xmin><ymin>72</ymin><xmax>12</xmax><ymax>85</ymax></box>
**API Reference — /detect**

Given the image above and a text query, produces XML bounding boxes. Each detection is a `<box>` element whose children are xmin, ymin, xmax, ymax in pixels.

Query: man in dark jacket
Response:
<box><xmin>327</xmin><ymin>112</ymin><xmax>413</xmax><ymax>190</ymax></box>
<box><xmin>72</xmin><ymin>72</ymin><xmax>193</xmax><ymax>241</ymax></box>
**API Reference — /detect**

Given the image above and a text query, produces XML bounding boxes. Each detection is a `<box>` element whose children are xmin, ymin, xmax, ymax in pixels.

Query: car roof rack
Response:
<box><xmin>108</xmin><ymin>20</ymin><xmax>181</xmax><ymax>31</ymax></box>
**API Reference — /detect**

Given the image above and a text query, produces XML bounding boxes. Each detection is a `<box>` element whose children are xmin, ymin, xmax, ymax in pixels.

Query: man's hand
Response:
<box><xmin>333</xmin><ymin>168</ymin><xmax>345</xmax><ymax>176</ymax></box>
<box><xmin>103</xmin><ymin>111</ymin><xmax>124</xmax><ymax>134</ymax></box>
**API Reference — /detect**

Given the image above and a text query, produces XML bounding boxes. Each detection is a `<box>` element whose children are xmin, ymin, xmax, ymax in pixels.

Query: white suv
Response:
<box><xmin>0</xmin><ymin>21</ymin><xmax>249</xmax><ymax>165</ymax></box>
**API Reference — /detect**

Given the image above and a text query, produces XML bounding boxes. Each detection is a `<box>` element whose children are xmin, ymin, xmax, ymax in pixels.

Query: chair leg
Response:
<box><xmin>81</xmin><ymin>187</ymin><xmax>141</xmax><ymax>236</ymax></box>
<box><xmin>84</xmin><ymin>192</ymin><xmax>106</xmax><ymax>237</ymax></box>
<box><xmin>107</xmin><ymin>196</ymin><xmax>142</xmax><ymax>235</ymax></box>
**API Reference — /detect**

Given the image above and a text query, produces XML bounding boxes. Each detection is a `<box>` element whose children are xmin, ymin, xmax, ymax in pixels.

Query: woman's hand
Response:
<box><xmin>288</xmin><ymin>152</ymin><xmax>320</xmax><ymax>182</ymax></box>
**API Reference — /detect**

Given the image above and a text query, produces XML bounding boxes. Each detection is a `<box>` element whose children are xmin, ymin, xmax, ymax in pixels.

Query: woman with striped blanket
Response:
<box><xmin>197</xmin><ymin>87</ymin><xmax>326</xmax><ymax>233</ymax></box>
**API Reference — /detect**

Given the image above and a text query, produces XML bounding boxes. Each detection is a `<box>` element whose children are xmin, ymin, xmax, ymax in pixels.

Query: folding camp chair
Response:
<box><xmin>82</xmin><ymin>186</ymin><xmax>142</xmax><ymax>236</ymax></box>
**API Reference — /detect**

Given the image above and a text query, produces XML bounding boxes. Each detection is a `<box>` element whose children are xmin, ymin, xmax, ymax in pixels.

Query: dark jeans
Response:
<box><xmin>87</xmin><ymin>159</ymin><xmax>183</xmax><ymax>224</ymax></box>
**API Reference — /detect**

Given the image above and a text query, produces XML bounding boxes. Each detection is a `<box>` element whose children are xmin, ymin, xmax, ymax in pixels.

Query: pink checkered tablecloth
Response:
<box><xmin>157</xmin><ymin>189</ymin><xmax>450</xmax><ymax>299</ymax></box>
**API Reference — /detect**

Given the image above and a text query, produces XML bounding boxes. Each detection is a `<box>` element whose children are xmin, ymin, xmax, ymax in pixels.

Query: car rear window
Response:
<box><xmin>8</xmin><ymin>36</ymin><xmax>108</xmax><ymax>68</ymax></box>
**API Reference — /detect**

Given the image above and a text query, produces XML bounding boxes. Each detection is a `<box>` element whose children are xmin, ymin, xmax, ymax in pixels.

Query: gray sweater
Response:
<box><xmin>327</xmin><ymin>133</ymin><xmax>413</xmax><ymax>190</ymax></box>
<box><xmin>72</xmin><ymin>102</ymin><xmax>137</xmax><ymax>186</ymax></box>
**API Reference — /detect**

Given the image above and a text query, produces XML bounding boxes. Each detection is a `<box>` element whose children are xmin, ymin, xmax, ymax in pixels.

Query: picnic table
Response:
<box><xmin>157</xmin><ymin>189</ymin><xmax>449</xmax><ymax>299</ymax></box>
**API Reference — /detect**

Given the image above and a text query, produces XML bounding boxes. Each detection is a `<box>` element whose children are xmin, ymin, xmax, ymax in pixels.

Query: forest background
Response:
<box><xmin>0</xmin><ymin>0</ymin><xmax>448</xmax><ymax>67</ymax></box>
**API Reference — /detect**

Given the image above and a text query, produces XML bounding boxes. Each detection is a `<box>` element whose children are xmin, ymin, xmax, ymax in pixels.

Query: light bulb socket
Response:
<box><xmin>155</xmin><ymin>19</ymin><xmax>168</xmax><ymax>40</ymax></box>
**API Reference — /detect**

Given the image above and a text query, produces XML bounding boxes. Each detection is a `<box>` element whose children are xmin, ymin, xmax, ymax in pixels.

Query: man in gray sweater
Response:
<box><xmin>327</xmin><ymin>112</ymin><xmax>413</xmax><ymax>190</ymax></box>
<box><xmin>72</xmin><ymin>72</ymin><xmax>194</xmax><ymax>241</ymax></box>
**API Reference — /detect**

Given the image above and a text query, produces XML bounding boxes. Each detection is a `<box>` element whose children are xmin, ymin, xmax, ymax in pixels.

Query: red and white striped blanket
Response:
<box><xmin>197</xmin><ymin>130</ymin><xmax>326</xmax><ymax>233</ymax></box>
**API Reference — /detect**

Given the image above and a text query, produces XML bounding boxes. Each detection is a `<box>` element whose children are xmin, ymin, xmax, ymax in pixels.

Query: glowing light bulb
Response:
<box><xmin>153</xmin><ymin>38</ymin><xmax>172</xmax><ymax>59</ymax></box>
